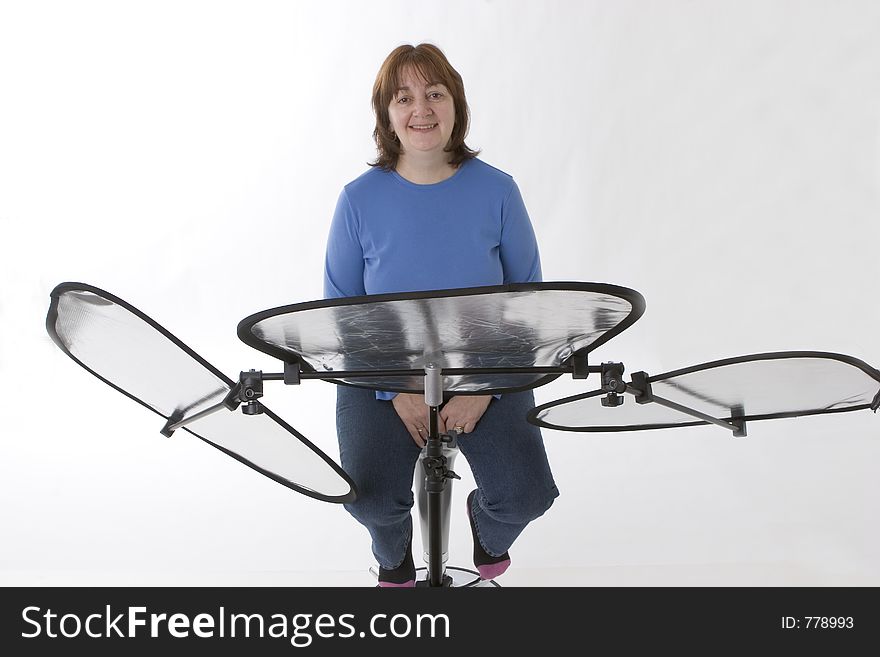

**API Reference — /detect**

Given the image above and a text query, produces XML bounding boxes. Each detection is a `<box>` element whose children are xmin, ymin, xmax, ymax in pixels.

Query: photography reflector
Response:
<box><xmin>528</xmin><ymin>352</ymin><xmax>880</xmax><ymax>433</ymax></box>
<box><xmin>47</xmin><ymin>283</ymin><xmax>355</xmax><ymax>503</ymax></box>
<box><xmin>237</xmin><ymin>282</ymin><xmax>646</xmax><ymax>394</ymax></box>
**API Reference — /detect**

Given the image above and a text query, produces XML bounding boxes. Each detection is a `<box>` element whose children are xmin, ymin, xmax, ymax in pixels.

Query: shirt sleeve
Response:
<box><xmin>324</xmin><ymin>189</ymin><xmax>391</xmax><ymax>399</ymax></box>
<box><xmin>494</xmin><ymin>180</ymin><xmax>541</xmax><ymax>401</ymax></box>
<box><xmin>499</xmin><ymin>180</ymin><xmax>542</xmax><ymax>284</ymax></box>
<box><xmin>323</xmin><ymin>189</ymin><xmax>366</xmax><ymax>299</ymax></box>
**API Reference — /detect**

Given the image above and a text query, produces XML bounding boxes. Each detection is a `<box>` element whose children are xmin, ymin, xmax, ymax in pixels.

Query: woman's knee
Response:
<box><xmin>344</xmin><ymin>489</ymin><xmax>414</xmax><ymax>528</ymax></box>
<box><xmin>480</xmin><ymin>485</ymin><xmax>559</xmax><ymax>525</ymax></box>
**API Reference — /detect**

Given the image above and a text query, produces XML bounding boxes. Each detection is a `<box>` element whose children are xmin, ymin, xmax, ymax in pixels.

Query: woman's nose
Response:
<box><xmin>411</xmin><ymin>97</ymin><xmax>432</xmax><ymax>115</ymax></box>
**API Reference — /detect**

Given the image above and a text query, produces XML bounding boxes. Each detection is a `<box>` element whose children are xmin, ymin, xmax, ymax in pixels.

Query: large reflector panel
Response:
<box><xmin>238</xmin><ymin>283</ymin><xmax>645</xmax><ymax>394</ymax></box>
<box><xmin>528</xmin><ymin>352</ymin><xmax>880</xmax><ymax>432</ymax></box>
<box><xmin>47</xmin><ymin>283</ymin><xmax>355</xmax><ymax>503</ymax></box>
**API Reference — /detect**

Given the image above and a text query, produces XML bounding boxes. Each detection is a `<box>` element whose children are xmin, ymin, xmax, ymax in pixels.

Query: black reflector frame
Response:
<box><xmin>47</xmin><ymin>283</ymin><xmax>355</xmax><ymax>503</ymax></box>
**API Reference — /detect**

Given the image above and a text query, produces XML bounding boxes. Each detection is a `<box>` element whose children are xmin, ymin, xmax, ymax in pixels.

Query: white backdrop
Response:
<box><xmin>2</xmin><ymin>0</ymin><xmax>878</xmax><ymax>586</ymax></box>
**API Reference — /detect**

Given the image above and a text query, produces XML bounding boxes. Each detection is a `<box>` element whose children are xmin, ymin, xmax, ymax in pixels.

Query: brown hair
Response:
<box><xmin>370</xmin><ymin>43</ymin><xmax>479</xmax><ymax>170</ymax></box>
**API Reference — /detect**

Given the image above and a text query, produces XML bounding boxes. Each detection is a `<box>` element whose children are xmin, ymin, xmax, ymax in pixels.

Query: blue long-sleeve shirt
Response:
<box><xmin>323</xmin><ymin>157</ymin><xmax>542</xmax><ymax>399</ymax></box>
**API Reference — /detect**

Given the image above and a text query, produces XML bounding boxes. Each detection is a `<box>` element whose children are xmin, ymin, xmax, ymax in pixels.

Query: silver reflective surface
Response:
<box><xmin>184</xmin><ymin>409</ymin><xmax>353</xmax><ymax>499</ymax></box>
<box><xmin>49</xmin><ymin>286</ymin><xmax>354</xmax><ymax>502</ymax></box>
<box><xmin>532</xmin><ymin>354</ymin><xmax>880</xmax><ymax>432</ymax></box>
<box><xmin>55</xmin><ymin>290</ymin><xmax>230</xmax><ymax>421</ymax></box>
<box><xmin>245</xmin><ymin>288</ymin><xmax>638</xmax><ymax>393</ymax></box>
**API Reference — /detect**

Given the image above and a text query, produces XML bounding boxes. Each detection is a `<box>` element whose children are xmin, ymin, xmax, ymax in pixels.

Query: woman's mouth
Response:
<box><xmin>409</xmin><ymin>124</ymin><xmax>438</xmax><ymax>132</ymax></box>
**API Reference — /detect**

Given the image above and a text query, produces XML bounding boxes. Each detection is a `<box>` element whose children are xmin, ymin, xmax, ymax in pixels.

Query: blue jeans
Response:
<box><xmin>336</xmin><ymin>385</ymin><xmax>559</xmax><ymax>570</ymax></box>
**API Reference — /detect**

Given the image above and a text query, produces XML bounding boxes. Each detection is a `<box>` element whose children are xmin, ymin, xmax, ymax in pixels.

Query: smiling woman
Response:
<box><xmin>369</xmin><ymin>43</ymin><xmax>479</xmax><ymax>180</ymax></box>
<box><xmin>322</xmin><ymin>43</ymin><xmax>558</xmax><ymax>587</ymax></box>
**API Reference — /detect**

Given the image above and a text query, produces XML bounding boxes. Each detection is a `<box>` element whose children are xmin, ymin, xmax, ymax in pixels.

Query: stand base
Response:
<box><xmin>370</xmin><ymin>565</ymin><xmax>501</xmax><ymax>588</ymax></box>
<box><xmin>417</xmin><ymin>566</ymin><xmax>500</xmax><ymax>587</ymax></box>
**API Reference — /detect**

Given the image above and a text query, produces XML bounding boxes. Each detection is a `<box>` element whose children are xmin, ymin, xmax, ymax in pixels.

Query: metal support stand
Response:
<box><xmin>420</xmin><ymin>363</ymin><xmax>461</xmax><ymax>587</ymax></box>
<box><xmin>415</xmin><ymin>440</ymin><xmax>457</xmax><ymax>569</ymax></box>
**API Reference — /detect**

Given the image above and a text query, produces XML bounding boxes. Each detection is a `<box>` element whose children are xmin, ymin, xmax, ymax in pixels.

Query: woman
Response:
<box><xmin>324</xmin><ymin>43</ymin><xmax>558</xmax><ymax>586</ymax></box>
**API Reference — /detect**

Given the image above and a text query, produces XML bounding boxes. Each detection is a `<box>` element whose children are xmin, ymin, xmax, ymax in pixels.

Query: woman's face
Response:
<box><xmin>387</xmin><ymin>68</ymin><xmax>455</xmax><ymax>162</ymax></box>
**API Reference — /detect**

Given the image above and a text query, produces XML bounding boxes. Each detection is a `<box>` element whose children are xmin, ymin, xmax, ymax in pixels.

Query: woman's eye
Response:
<box><xmin>397</xmin><ymin>97</ymin><xmax>410</xmax><ymax>104</ymax></box>
<box><xmin>429</xmin><ymin>92</ymin><xmax>443</xmax><ymax>99</ymax></box>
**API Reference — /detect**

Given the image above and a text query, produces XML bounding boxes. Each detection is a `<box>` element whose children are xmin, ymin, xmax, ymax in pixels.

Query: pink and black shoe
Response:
<box><xmin>377</xmin><ymin>536</ymin><xmax>416</xmax><ymax>588</ymax></box>
<box><xmin>466</xmin><ymin>490</ymin><xmax>511</xmax><ymax>580</ymax></box>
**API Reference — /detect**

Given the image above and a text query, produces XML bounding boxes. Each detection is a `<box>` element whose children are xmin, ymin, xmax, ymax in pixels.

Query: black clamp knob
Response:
<box><xmin>601</xmin><ymin>392</ymin><xmax>624</xmax><ymax>407</ymax></box>
<box><xmin>242</xmin><ymin>400</ymin><xmax>264</xmax><ymax>415</ymax></box>
<box><xmin>440</xmin><ymin>431</ymin><xmax>459</xmax><ymax>448</ymax></box>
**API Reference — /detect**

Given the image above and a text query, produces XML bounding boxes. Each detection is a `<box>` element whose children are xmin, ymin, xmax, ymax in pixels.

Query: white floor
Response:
<box><xmin>4</xmin><ymin>562</ymin><xmax>876</xmax><ymax>587</ymax></box>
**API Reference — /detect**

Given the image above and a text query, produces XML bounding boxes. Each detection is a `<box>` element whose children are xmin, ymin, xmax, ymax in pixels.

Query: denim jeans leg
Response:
<box><xmin>336</xmin><ymin>385</ymin><xmax>422</xmax><ymax>570</ymax></box>
<box><xmin>457</xmin><ymin>390</ymin><xmax>559</xmax><ymax>557</ymax></box>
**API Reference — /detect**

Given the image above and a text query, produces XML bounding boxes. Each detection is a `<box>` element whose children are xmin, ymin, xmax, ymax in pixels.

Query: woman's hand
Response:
<box><xmin>393</xmin><ymin>394</ymin><xmax>493</xmax><ymax>447</ymax></box>
<box><xmin>440</xmin><ymin>395</ymin><xmax>492</xmax><ymax>435</ymax></box>
<box><xmin>391</xmin><ymin>393</ymin><xmax>434</xmax><ymax>447</ymax></box>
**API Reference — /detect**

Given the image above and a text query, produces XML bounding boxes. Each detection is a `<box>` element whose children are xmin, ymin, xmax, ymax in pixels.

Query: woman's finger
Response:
<box><xmin>411</xmin><ymin>423</ymin><xmax>426</xmax><ymax>447</ymax></box>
